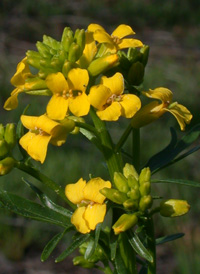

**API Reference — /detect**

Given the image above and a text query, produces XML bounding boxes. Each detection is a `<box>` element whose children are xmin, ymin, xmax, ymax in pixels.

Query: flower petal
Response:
<box><xmin>4</xmin><ymin>88</ymin><xmax>23</xmax><ymax>110</ymax></box>
<box><xmin>100</xmin><ymin>73</ymin><xmax>124</xmax><ymax>96</ymax></box>
<box><xmin>83</xmin><ymin>177</ymin><xmax>111</xmax><ymax>204</ymax></box>
<box><xmin>46</xmin><ymin>72</ymin><xmax>69</xmax><ymax>94</ymax></box>
<box><xmin>84</xmin><ymin>204</ymin><xmax>106</xmax><ymax>230</ymax></box>
<box><xmin>11</xmin><ymin>57</ymin><xmax>30</xmax><ymax>86</ymax></box>
<box><xmin>46</xmin><ymin>95</ymin><xmax>69</xmax><ymax>120</ymax></box>
<box><xmin>67</xmin><ymin>68</ymin><xmax>89</xmax><ymax>93</ymax></box>
<box><xmin>65</xmin><ymin>178</ymin><xmax>86</xmax><ymax>204</ymax></box>
<box><xmin>20</xmin><ymin>132</ymin><xmax>51</xmax><ymax>163</ymax></box>
<box><xmin>97</xmin><ymin>102</ymin><xmax>121</xmax><ymax>121</ymax></box>
<box><xmin>144</xmin><ymin>87</ymin><xmax>173</xmax><ymax>104</ymax></box>
<box><xmin>79</xmin><ymin>32</ymin><xmax>97</xmax><ymax>68</ymax></box>
<box><xmin>88</xmin><ymin>85</ymin><xmax>111</xmax><ymax>110</ymax></box>
<box><xmin>21</xmin><ymin>115</ymin><xmax>39</xmax><ymax>130</ymax></box>
<box><xmin>71</xmin><ymin>207</ymin><xmax>90</xmax><ymax>234</ymax></box>
<box><xmin>69</xmin><ymin>93</ymin><xmax>90</xmax><ymax>116</ymax></box>
<box><xmin>118</xmin><ymin>38</ymin><xmax>143</xmax><ymax>49</ymax></box>
<box><xmin>112</xmin><ymin>24</ymin><xmax>135</xmax><ymax>39</ymax></box>
<box><xmin>120</xmin><ymin>94</ymin><xmax>141</xmax><ymax>118</ymax></box>
<box><xmin>87</xmin><ymin>24</ymin><xmax>106</xmax><ymax>33</ymax></box>
<box><xmin>165</xmin><ymin>103</ymin><xmax>193</xmax><ymax>131</ymax></box>
<box><xmin>93</xmin><ymin>30</ymin><xmax>113</xmax><ymax>44</ymax></box>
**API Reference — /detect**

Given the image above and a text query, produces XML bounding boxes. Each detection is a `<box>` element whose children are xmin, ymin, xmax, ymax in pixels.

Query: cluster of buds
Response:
<box><xmin>101</xmin><ymin>164</ymin><xmax>152</xmax><ymax>234</ymax></box>
<box><xmin>0</xmin><ymin>123</ymin><xmax>16</xmax><ymax>175</ymax></box>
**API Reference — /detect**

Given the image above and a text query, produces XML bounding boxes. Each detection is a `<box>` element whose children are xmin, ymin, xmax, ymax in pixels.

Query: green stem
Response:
<box><xmin>146</xmin><ymin>216</ymin><xmax>156</xmax><ymax>274</ymax></box>
<box><xmin>132</xmin><ymin>128</ymin><xmax>140</xmax><ymax>172</ymax></box>
<box><xmin>75</xmin><ymin>121</ymin><xmax>99</xmax><ymax>137</ymax></box>
<box><xmin>15</xmin><ymin>161</ymin><xmax>75</xmax><ymax>209</ymax></box>
<box><xmin>115</xmin><ymin>123</ymin><xmax>132</xmax><ymax>152</ymax></box>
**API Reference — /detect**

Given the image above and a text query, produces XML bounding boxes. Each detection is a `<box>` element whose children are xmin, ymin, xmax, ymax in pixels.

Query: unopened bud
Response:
<box><xmin>62</xmin><ymin>61</ymin><xmax>72</xmax><ymax>77</ymax></box>
<box><xmin>0</xmin><ymin>140</ymin><xmax>9</xmax><ymax>158</ymax></box>
<box><xmin>100</xmin><ymin>187</ymin><xmax>127</xmax><ymax>204</ymax></box>
<box><xmin>114</xmin><ymin>172</ymin><xmax>129</xmax><ymax>193</ymax></box>
<box><xmin>139</xmin><ymin>195</ymin><xmax>153</xmax><ymax>212</ymax></box>
<box><xmin>68</xmin><ymin>43</ymin><xmax>82</xmax><ymax>63</ymax></box>
<box><xmin>0</xmin><ymin>157</ymin><xmax>15</xmax><ymax>175</ymax></box>
<box><xmin>59</xmin><ymin>118</ymin><xmax>75</xmax><ymax>133</ymax></box>
<box><xmin>139</xmin><ymin>167</ymin><xmax>151</xmax><ymax>185</ymax></box>
<box><xmin>123</xmin><ymin>198</ymin><xmax>139</xmax><ymax>210</ymax></box>
<box><xmin>4</xmin><ymin>123</ymin><xmax>16</xmax><ymax>149</ymax></box>
<box><xmin>140</xmin><ymin>45</ymin><xmax>150</xmax><ymax>66</ymax></box>
<box><xmin>127</xmin><ymin>61</ymin><xmax>144</xmax><ymax>86</ymax></box>
<box><xmin>123</xmin><ymin>163</ymin><xmax>139</xmax><ymax>180</ymax></box>
<box><xmin>36</xmin><ymin>42</ymin><xmax>52</xmax><ymax>58</ymax></box>
<box><xmin>160</xmin><ymin>199</ymin><xmax>190</xmax><ymax>217</ymax></box>
<box><xmin>43</xmin><ymin>35</ymin><xmax>60</xmax><ymax>50</ymax></box>
<box><xmin>88</xmin><ymin>54</ymin><xmax>119</xmax><ymax>76</ymax></box>
<box><xmin>127</xmin><ymin>175</ymin><xmax>139</xmax><ymax>189</ymax></box>
<box><xmin>139</xmin><ymin>181</ymin><xmax>151</xmax><ymax>196</ymax></box>
<box><xmin>0</xmin><ymin>124</ymin><xmax>4</xmax><ymax>139</ymax></box>
<box><xmin>112</xmin><ymin>213</ymin><xmax>138</xmax><ymax>235</ymax></box>
<box><xmin>127</xmin><ymin>188</ymin><xmax>140</xmax><ymax>200</ymax></box>
<box><xmin>74</xmin><ymin>29</ymin><xmax>85</xmax><ymax>51</ymax></box>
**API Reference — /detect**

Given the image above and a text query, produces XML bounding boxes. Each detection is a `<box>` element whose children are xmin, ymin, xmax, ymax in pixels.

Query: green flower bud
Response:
<box><xmin>62</xmin><ymin>36</ymin><xmax>74</xmax><ymax>53</ymax></box>
<box><xmin>73</xmin><ymin>256</ymin><xmax>95</xmax><ymax>268</ymax></box>
<box><xmin>123</xmin><ymin>163</ymin><xmax>139</xmax><ymax>180</ymax></box>
<box><xmin>74</xmin><ymin>29</ymin><xmax>85</xmax><ymax>52</ymax></box>
<box><xmin>139</xmin><ymin>167</ymin><xmax>151</xmax><ymax>185</ymax></box>
<box><xmin>0</xmin><ymin>157</ymin><xmax>15</xmax><ymax>175</ymax></box>
<box><xmin>50</xmin><ymin>57</ymin><xmax>62</xmax><ymax>70</ymax></box>
<box><xmin>68</xmin><ymin>42</ymin><xmax>82</xmax><ymax>63</ymax></box>
<box><xmin>139</xmin><ymin>195</ymin><xmax>153</xmax><ymax>212</ymax></box>
<box><xmin>112</xmin><ymin>213</ymin><xmax>138</xmax><ymax>235</ymax></box>
<box><xmin>127</xmin><ymin>47</ymin><xmax>142</xmax><ymax>63</ymax></box>
<box><xmin>67</xmin><ymin>116</ymin><xmax>85</xmax><ymax>135</ymax></box>
<box><xmin>36</xmin><ymin>41</ymin><xmax>52</xmax><ymax>58</ymax></box>
<box><xmin>127</xmin><ymin>188</ymin><xmax>140</xmax><ymax>200</ymax></box>
<box><xmin>123</xmin><ymin>198</ymin><xmax>139</xmax><ymax>211</ymax></box>
<box><xmin>127</xmin><ymin>61</ymin><xmax>144</xmax><ymax>86</ymax></box>
<box><xmin>27</xmin><ymin>56</ymin><xmax>42</xmax><ymax>70</ymax></box>
<box><xmin>61</xmin><ymin>27</ymin><xmax>74</xmax><ymax>50</ymax></box>
<box><xmin>62</xmin><ymin>60</ymin><xmax>72</xmax><ymax>77</ymax></box>
<box><xmin>160</xmin><ymin>199</ymin><xmax>190</xmax><ymax>217</ymax></box>
<box><xmin>114</xmin><ymin>172</ymin><xmax>129</xmax><ymax>193</ymax></box>
<box><xmin>139</xmin><ymin>181</ymin><xmax>151</xmax><ymax>196</ymax></box>
<box><xmin>59</xmin><ymin>118</ymin><xmax>76</xmax><ymax>133</ymax></box>
<box><xmin>43</xmin><ymin>35</ymin><xmax>60</xmax><ymax>50</ymax></box>
<box><xmin>26</xmin><ymin>50</ymin><xmax>41</xmax><ymax>60</ymax></box>
<box><xmin>0</xmin><ymin>140</ymin><xmax>9</xmax><ymax>158</ymax></box>
<box><xmin>4</xmin><ymin>123</ymin><xmax>16</xmax><ymax>149</ymax></box>
<box><xmin>127</xmin><ymin>175</ymin><xmax>139</xmax><ymax>189</ymax></box>
<box><xmin>140</xmin><ymin>45</ymin><xmax>150</xmax><ymax>66</ymax></box>
<box><xmin>0</xmin><ymin>124</ymin><xmax>4</xmax><ymax>139</ymax></box>
<box><xmin>100</xmin><ymin>187</ymin><xmax>127</xmax><ymax>204</ymax></box>
<box><xmin>87</xmin><ymin>54</ymin><xmax>119</xmax><ymax>76</ymax></box>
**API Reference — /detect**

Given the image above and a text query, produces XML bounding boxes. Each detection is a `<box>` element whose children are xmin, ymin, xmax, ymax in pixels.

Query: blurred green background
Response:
<box><xmin>0</xmin><ymin>0</ymin><xmax>200</xmax><ymax>273</ymax></box>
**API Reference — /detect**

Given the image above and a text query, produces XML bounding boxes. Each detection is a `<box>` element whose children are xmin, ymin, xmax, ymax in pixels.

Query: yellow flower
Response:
<box><xmin>46</xmin><ymin>68</ymin><xmax>90</xmax><ymax>120</ymax></box>
<box><xmin>88</xmin><ymin>72</ymin><xmax>141</xmax><ymax>121</ymax></box>
<box><xmin>88</xmin><ymin>24</ymin><xmax>143</xmax><ymax>54</ymax></box>
<box><xmin>131</xmin><ymin>87</ymin><xmax>192</xmax><ymax>130</ymax></box>
<box><xmin>65</xmin><ymin>177</ymin><xmax>111</xmax><ymax>234</ymax></box>
<box><xmin>19</xmin><ymin>115</ymin><xmax>74</xmax><ymax>163</ymax></box>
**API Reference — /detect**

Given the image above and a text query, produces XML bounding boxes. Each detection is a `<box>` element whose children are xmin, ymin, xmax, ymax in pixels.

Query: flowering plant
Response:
<box><xmin>0</xmin><ymin>23</ymin><xmax>199</xmax><ymax>273</ymax></box>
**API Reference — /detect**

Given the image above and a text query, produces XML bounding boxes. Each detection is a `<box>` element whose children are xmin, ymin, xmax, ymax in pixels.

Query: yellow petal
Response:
<box><xmin>71</xmin><ymin>207</ymin><xmax>90</xmax><ymax>234</ymax></box>
<box><xmin>69</xmin><ymin>93</ymin><xmax>90</xmax><ymax>117</ymax></box>
<box><xmin>20</xmin><ymin>133</ymin><xmax>51</xmax><ymax>163</ymax></box>
<box><xmin>83</xmin><ymin>177</ymin><xmax>111</xmax><ymax>204</ymax></box>
<box><xmin>79</xmin><ymin>32</ymin><xmax>97</xmax><ymax>68</ymax></box>
<box><xmin>4</xmin><ymin>88</ymin><xmax>23</xmax><ymax>110</ymax></box>
<box><xmin>118</xmin><ymin>38</ymin><xmax>143</xmax><ymax>49</ymax></box>
<box><xmin>97</xmin><ymin>102</ymin><xmax>121</xmax><ymax>121</ymax></box>
<box><xmin>65</xmin><ymin>178</ymin><xmax>86</xmax><ymax>204</ymax></box>
<box><xmin>46</xmin><ymin>95</ymin><xmax>69</xmax><ymax>120</ymax></box>
<box><xmin>88</xmin><ymin>85</ymin><xmax>111</xmax><ymax>110</ymax></box>
<box><xmin>19</xmin><ymin>131</ymin><xmax>35</xmax><ymax>151</ymax></box>
<box><xmin>93</xmin><ymin>30</ymin><xmax>113</xmax><ymax>44</ymax></box>
<box><xmin>50</xmin><ymin>130</ymin><xmax>68</xmax><ymax>146</ymax></box>
<box><xmin>84</xmin><ymin>204</ymin><xmax>106</xmax><ymax>230</ymax></box>
<box><xmin>87</xmin><ymin>24</ymin><xmax>106</xmax><ymax>33</ymax></box>
<box><xmin>120</xmin><ymin>94</ymin><xmax>141</xmax><ymax>118</ymax></box>
<box><xmin>21</xmin><ymin>115</ymin><xmax>39</xmax><ymax>130</ymax></box>
<box><xmin>112</xmin><ymin>24</ymin><xmax>135</xmax><ymax>38</ymax></box>
<box><xmin>11</xmin><ymin>57</ymin><xmax>30</xmax><ymax>86</ymax></box>
<box><xmin>165</xmin><ymin>103</ymin><xmax>193</xmax><ymax>131</ymax></box>
<box><xmin>144</xmin><ymin>87</ymin><xmax>173</xmax><ymax>104</ymax></box>
<box><xmin>67</xmin><ymin>68</ymin><xmax>89</xmax><ymax>93</ymax></box>
<box><xmin>46</xmin><ymin>72</ymin><xmax>69</xmax><ymax>94</ymax></box>
<box><xmin>100</xmin><ymin>73</ymin><xmax>124</xmax><ymax>95</ymax></box>
<box><xmin>36</xmin><ymin>115</ymin><xmax>65</xmax><ymax>138</ymax></box>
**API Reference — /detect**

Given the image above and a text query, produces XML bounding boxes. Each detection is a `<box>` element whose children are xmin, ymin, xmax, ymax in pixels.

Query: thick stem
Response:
<box><xmin>132</xmin><ymin>128</ymin><xmax>140</xmax><ymax>172</ymax></box>
<box><xmin>146</xmin><ymin>216</ymin><xmax>156</xmax><ymax>274</ymax></box>
<box><xmin>15</xmin><ymin>161</ymin><xmax>75</xmax><ymax>209</ymax></box>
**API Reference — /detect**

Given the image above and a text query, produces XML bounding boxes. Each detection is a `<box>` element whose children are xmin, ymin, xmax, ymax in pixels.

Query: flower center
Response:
<box><xmin>56</xmin><ymin>89</ymin><xmax>82</xmax><ymax>98</ymax></box>
<box><xmin>30</xmin><ymin>127</ymin><xmax>48</xmax><ymax>136</ymax></box>
<box><xmin>111</xmin><ymin>35</ymin><xmax>121</xmax><ymax>45</ymax></box>
<box><xmin>103</xmin><ymin>94</ymin><xmax>122</xmax><ymax>109</ymax></box>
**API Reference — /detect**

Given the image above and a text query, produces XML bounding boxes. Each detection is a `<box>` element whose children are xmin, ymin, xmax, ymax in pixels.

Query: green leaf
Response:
<box><xmin>114</xmin><ymin>247</ymin><xmax>129</xmax><ymax>274</ymax></box>
<box><xmin>152</xmin><ymin>178</ymin><xmax>200</xmax><ymax>188</ymax></box>
<box><xmin>80</xmin><ymin>127</ymin><xmax>102</xmax><ymax>150</ymax></box>
<box><xmin>41</xmin><ymin>227</ymin><xmax>73</xmax><ymax>262</ymax></box>
<box><xmin>127</xmin><ymin>231</ymin><xmax>153</xmax><ymax>263</ymax></box>
<box><xmin>84</xmin><ymin>223</ymin><xmax>102</xmax><ymax>260</ymax></box>
<box><xmin>110</xmin><ymin>234</ymin><xmax>118</xmax><ymax>261</ymax></box>
<box><xmin>55</xmin><ymin>233</ymin><xmax>90</xmax><ymax>262</ymax></box>
<box><xmin>145</xmin><ymin>124</ymin><xmax>200</xmax><ymax>172</ymax></box>
<box><xmin>156</xmin><ymin>233</ymin><xmax>184</xmax><ymax>245</ymax></box>
<box><xmin>0</xmin><ymin>191</ymin><xmax>72</xmax><ymax>227</ymax></box>
<box><xmin>22</xmin><ymin>178</ymin><xmax>72</xmax><ymax>218</ymax></box>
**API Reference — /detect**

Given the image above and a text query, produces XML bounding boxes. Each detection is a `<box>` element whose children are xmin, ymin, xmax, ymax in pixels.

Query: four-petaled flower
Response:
<box><xmin>88</xmin><ymin>72</ymin><xmax>141</xmax><ymax>121</ymax></box>
<box><xmin>65</xmin><ymin>177</ymin><xmax>111</xmax><ymax>234</ymax></box>
<box><xmin>46</xmin><ymin>68</ymin><xmax>90</xmax><ymax>120</ymax></box>
<box><xmin>19</xmin><ymin>115</ymin><xmax>74</xmax><ymax>163</ymax></box>
<box><xmin>131</xmin><ymin>87</ymin><xmax>193</xmax><ymax>130</ymax></box>
<box><xmin>88</xmin><ymin>24</ymin><xmax>143</xmax><ymax>54</ymax></box>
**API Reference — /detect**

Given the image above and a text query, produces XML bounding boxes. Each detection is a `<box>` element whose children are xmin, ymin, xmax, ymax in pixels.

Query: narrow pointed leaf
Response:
<box><xmin>156</xmin><ymin>233</ymin><xmax>184</xmax><ymax>245</ymax></box>
<box><xmin>110</xmin><ymin>235</ymin><xmax>118</xmax><ymax>261</ymax></box>
<box><xmin>114</xmin><ymin>247</ymin><xmax>129</xmax><ymax>274</ymax></box>
<box><xmin>127</xmin><ymin>231</ymin><xmax>153</xmax><ymax>263</ymax></box>
<box><xmin>41</xmin><ymin>227</ymin><xmax>73</xmax><ymax>262</ymax></box>
<box><xmin>80</xmin><ymin>128</ymin><xmax>102</xmax><ymax>150</ymax></box>
<box><xmin>84</xmin><ymin>223</ymin><xmax>102</xmax><ymax>260</ymax></box>
<box><xmin>151</xmin><ymin>178</ymin><xmax>200</xmax><ymax>188</ymax></box>
<box><xmin>55</xmin><ymin>234</ymin><xmax>90</xmax><ymax>262</ymax></box>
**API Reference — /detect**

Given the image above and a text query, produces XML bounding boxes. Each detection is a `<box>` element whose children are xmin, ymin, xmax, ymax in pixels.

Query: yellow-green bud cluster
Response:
<box><xmin>101</xmin><ymin>164</ymin><xmax>152</xmax><ymax>213</ymax></box>
<box><xmin>26</xmin><ymin>27</ymin><xmax>85</xmax><ymax>78</ymax></box>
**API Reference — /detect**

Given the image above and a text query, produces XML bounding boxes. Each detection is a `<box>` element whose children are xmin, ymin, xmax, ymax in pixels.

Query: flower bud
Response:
<box><xmin>74</xmin><ymin>29</ymin><xmax>85</xmax><ymax>52</ymax></box>
<box><xmin>139</xmin><ymin>181</ymin><xmax>151</xmax><ymax>196</ymax></box>
<box><xmin>112</xmin><ymin>213</ymin><xmax>138</xmax><ymax>235</ymax></box>
<box><xmin>140</xmin><ymin>45</ymin><xmax>150</xmax><ymax>66</ymax></box>
<box><xmin>127</xmin><ymin>175</ymin><xmax>139</xmax><ymax>189</ymax></box>
<box><xmin>43</xmin><ymin>35</ymin><xmax>60</xmax><ymax>50</ymax></box>
<box><xmin>160</xmin><ymin>199</ymin><xmax>190</xmax><ymax>217</ymax></box>
<box><xmin>139</xmin><ymin>167</ymin><xmax>151</xmax><ymax>185</ymax></box>
<box><xmin>0</xmin><ymin>140</ymin><xmax>9</xmax><ymax>158</ymax></box>
<box><xmin>139</xmin><ymin>195</ymin><xmax>153</xmax><ymax>212</ymax></box>
<box><xmin>4</xmin><ymin>123</ymin><xmax>16</xmax><ymax>149</ymax></box>
<box><xmin>123</xmin><ymin>163</ymin><xmax>139</xmax><ymax>180</ymax></box>
<box><xmin>127</xmin><ymin>188</ymin><xmax>140</xmax><ymax>200</ymax></box>
<box><xmin>123</xmin><ymin>198</ymin><xmax>139</xmax><ymax>211</ymax></box>
<box><xmin>73</xmin><ymin>256</ymin><xmax>95</xmax><ymax>268</ymax></box>
<box><xmin>100</xmin><ymin>187</ymin><xmax>127</xmax><ymax>204</ymax></box>
<box><xmin>87</xmin><ymin>54</ymin><xmax>119</xmax><ymax>76</ymax></box>
<box><xmin>59</xmin><ymin>118</ymin><xmax>76</xmax><ymax>133</ymax></box>
<box><xmin>62</xmin><ymin>60</ymin><xmax>72</xmax><ymax>77</ymax></box>
<box><xmin>67</xmin><ymin>116</ymin><xmax>85</xmax><ymax>135</ymax></box>
<box><xmin>68</xmin><ymin>42</ymin><xmax>82</xmax><ymax>63</ymax></box>
<box><xmin>36</xmin><ymin>41</ymin><xmax>52</xmax><ymax>58</ymax></box>
<box><xmin>127</xmin><ymin>61</ymin><xmax>144</xmax><ymax>86</ymax></box>
<box><xmin>114</xmin><ymin>172</ymin><xmax>129</xmax><ymax>193</ymax></box>
<box><xmin>0</xmin><ymin>157</ymin><xmax>15</xmax><ymax>175</ymax></box>
<box><xmin>0</xmin><ymin>124</ymin><xmax>5</xmax><ymax>139</ymax></box>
